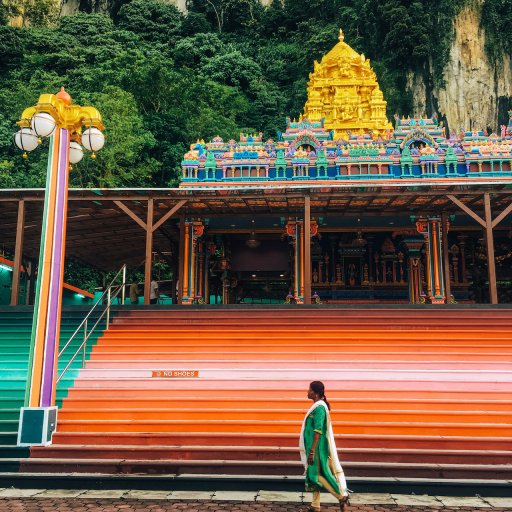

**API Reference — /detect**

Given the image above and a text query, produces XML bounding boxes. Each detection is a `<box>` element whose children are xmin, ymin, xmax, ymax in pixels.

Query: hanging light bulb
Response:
<box><xmin>69</xmin><ymin>141</ymin><xmax>83</xmax><ymax>164</ymax></box>
<box><xmin>31</xmin><ymin>112</ymin><xmax>56</xmax><ymax>137</ymax></box>
<box><xmin>14</xmin><ymin>128</ymin><xmax>39</xmax><ymax>156</ymax></box>
<box><xmin>246</xmin><ymin>219</ymin><xmax>260</xmax><ymax>248</ymax></box>
<box><xmin>82</xmin><ymin>127</ymin><xmax>105</xmax><ymax>153</ymax></box>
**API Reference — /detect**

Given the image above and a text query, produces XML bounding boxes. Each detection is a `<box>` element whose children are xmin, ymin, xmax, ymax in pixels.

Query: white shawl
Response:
<box><xmin>299</xmin><ymin>399</ymin><xmax>348</xmax><ymax>495</ymax></box>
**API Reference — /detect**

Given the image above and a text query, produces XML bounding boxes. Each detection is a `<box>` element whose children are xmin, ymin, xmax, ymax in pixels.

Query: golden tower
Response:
<box><xmin>303</xmin><ymin>29</ymin><xmax>392</xmax><ymax>139</ymax></box>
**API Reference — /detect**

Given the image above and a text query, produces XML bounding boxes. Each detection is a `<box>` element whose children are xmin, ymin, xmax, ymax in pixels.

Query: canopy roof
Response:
<box><xmin>1</xmin><ymin>179</ymin><xmax>511</xmax><ymax>271</ymax></box>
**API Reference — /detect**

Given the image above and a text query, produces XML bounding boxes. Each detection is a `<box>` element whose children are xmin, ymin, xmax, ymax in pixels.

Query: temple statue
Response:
<box><xmin>303</xmin><ymin>29</ymin><xmax>392</xmax><ymax>139</ymax></box>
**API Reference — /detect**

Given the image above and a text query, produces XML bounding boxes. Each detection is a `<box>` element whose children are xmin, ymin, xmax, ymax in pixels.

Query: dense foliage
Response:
<box><xmin>0</xmin><ymin>0</ymin><xmax>507</xmax><ymax>189</ymax></box>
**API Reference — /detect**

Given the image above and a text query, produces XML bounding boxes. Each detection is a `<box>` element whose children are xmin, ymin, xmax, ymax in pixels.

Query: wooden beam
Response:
<box><xmin>177</xmin><ymin>215</ymin><xmax>185</xmax><ymax>305</ymax></box>
<box><xmin>446</xmin><ymin>195</ymin><xmax>486</xmax><ymax>227</ymax></box>
<box><xmin>491</xmin><ymin>201</ymin><xmax>512</xmax><ymax>228</ymax></box>
<box><xmin>113</xmin><ymin>200</ymin><xmax>147</xmax><ymax>230</ymax></box>
<box><xmin>144</xmin><ymin>198</ymin><xmax>154</xmax><ymax>304</ymax></box>
<box><xmin>10</xmin><ymin>200</ymin><xmax>25</xmax><ymax>306</ymax></box>
<box><xmin>304</xmin><ymin>195</ymin><xmax>311</xmax><ymax>305</ymax></box>
<box><xmin>441</xmin><ymin>213</ymin><xmax>451</xmax><ymax>304</ymax></box>
<box><xmin>484</xmin><ymin>193</ymin><xmax>498</xmax><ymax>304</ymax></box>
<box><xmin>152</xmin><ymin>200</ymin><xmax>187</xmax><ymax>232</ymax></box>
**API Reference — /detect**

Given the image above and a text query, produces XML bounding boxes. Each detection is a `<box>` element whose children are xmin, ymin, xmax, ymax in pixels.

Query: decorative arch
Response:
<box><xmin>293</xmin><ymin>133</ymin><xmax>321</xmax><ymax>150</ymax></box>
<box><xmin>400</xmin><ymin>130</ymin><xmax>438</xmax><ymax>150</ymax></box>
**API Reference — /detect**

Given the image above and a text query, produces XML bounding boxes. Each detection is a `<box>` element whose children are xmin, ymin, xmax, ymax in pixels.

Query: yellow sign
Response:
<box><xmin>152</xmin><ymin>370</ymin><xmax>199</xmax><ymax>378</ymax></box>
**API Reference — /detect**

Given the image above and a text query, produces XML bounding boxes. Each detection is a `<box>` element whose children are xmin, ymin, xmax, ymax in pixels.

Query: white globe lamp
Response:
<box><xmin>14</xmin><ymin>128</ymin><xmax>39</xmax><ymax>153</ymax></box>
<box><xmin>82</xmin><ymin>127</ymin><xmax>105</xmax><ymax>152</ymax></box>
<box><xmin>31</xmin><ymin>112</ymin><xmax>56</xmax><ymax>137</ymax></box>
<box><xmin>69</xmin><ymin>141</ymin><xmax>84</xmax><ymax>164</ymax></box>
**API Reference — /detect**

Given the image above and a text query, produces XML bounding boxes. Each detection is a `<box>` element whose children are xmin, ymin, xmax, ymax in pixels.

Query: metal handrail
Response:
<box><xmin>57</xmin><ymin>264</ymin><xmax>126</xmax><ymax>383</ymax></box>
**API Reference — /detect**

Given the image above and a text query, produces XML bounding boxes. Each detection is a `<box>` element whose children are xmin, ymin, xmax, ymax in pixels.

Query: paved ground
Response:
<box><xmin>0</xmin><ymin>490</ymin><xmax>511</xmax><ymax>511</ymax></box>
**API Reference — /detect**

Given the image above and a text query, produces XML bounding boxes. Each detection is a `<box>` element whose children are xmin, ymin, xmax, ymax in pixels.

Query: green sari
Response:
<box><xmin>303</xmin><ymin>404</ymin><xmax>341</xmax><ymax>494</ymax></box>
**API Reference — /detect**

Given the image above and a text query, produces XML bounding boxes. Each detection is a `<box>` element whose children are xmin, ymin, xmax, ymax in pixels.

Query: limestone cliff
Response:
<box><xmin>60</xmin><ymin>0</ymin><xmax>186</xmax><ymax>16</ymax></box>
<box><xmin>407</xmin><ymin>0</ymin><xmax>512</xmax><ymax>133</ymax></box>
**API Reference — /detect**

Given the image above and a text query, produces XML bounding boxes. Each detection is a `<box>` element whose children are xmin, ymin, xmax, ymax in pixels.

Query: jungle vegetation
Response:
<box><xmin>0</xmin><ymin>0</ymin><xmax>510</xmax><ymax>189</ymax></box>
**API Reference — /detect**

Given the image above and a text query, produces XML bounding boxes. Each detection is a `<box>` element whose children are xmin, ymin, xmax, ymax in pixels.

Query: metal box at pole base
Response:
<box><xmin>17</xmin><ymin>407</ymin><xmax>58</xmax><ymax>446</ymax></box>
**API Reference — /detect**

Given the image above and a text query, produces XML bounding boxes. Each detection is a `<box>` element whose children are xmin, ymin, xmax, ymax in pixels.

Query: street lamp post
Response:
<box><xmin>14</xmin><ymin>87</ymin><xmax>104</xmax><ymax>446</ymax></box>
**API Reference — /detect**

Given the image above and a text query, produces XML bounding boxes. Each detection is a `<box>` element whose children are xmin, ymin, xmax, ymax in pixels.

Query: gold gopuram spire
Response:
<box><xmin>303</xmin><ymin>29</ymin><xmax>392</xmax><ymax>139</ymax></box>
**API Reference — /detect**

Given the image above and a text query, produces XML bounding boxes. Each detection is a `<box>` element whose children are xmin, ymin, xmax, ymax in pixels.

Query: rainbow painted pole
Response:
<box><xmin>26</xmin><ymin>128</ymin><xmax>70</xmax><ymax>409</ymax></box>
<box><xmin>14</xmin><ymin>88</ymin><xmax>104</xmax><ymax>446</ymax></box>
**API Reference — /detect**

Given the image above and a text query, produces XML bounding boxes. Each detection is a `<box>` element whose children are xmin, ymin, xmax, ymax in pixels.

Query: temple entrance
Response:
<box><xmin>205</xmin><ymin>225</ymin><xmax>291</xmax><ymax>304</ymax></box>
<box><xmin>179</xmin><ymin>215</ymin><xmax>512</xmax><ymax>305</ymax></box>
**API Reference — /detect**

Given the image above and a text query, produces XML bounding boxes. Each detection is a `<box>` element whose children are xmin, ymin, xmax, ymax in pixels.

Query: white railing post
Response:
<box><xmin>106</xmin><ymin>287</ymin><xmax>111</xmax><ymax>328</ymax></box>
<box><xmin>121</xmin><ymin>265</ymin><xmax>126</xmax><ymax>305</ymax></box>
<box><xmin>82</xmin><ymin>319</ymin><xmax>87</xmax><ymax>368</ymax></box>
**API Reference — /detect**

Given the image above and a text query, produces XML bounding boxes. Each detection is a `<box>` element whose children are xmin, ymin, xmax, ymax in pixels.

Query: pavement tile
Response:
<box><xmin>437</xmin><ymin>496</ymin><xmax>491</xmax><ymax>507</ymax></box>
<box><xmin>392</xmin><ymin>494</ymin><xmax>443</xmax><ymax>506</ymax></box>
<box><xmin>311</xmin><ymin>491</ymin><xmax>340</xmax><ymax>504</ymax></box>
<box><xmin>123</xmin><ymin>490</ymin><xmax>172</xmax><ymax>500</ymax></box>
<box><xmin>168</xmin><ymin>490</ymin><xmax>215</xmax><ymax>500</ymax></box>
<box><xmin>79</xmin><ymin>490</ymin><xmax>127</xmax><ymax>499</ymax></box>
<box><xmin>484</xmin><ymin>497</ymin><xmax>512</xmax><ymax>508</ymax></box>
<box><xmin>36</xmin><ymin>489</ymin><xmax>85</xmax><ymax>498</ymax></box>
<box><xmin>212</xmin><ymin>491</ymin><xmax>258</xmax><ymax>501</ymax></box>
<box><xmin>348</xmin><ymin>493</ymin><xmax>396</xmax><ymax>505</ymax></box>
<box><xmin>257</xmin><ymin>490</ymin><xmax>303</xmax><ymax>502</ymax></box>
<box><xmin>0</xmin><ymin>488</ymin><xmax>45</xmax><ymax>497</ymax></box>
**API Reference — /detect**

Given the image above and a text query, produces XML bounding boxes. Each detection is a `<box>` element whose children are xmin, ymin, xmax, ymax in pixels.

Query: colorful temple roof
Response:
<box><xmin>180</xmin><ymin>30</ymin><xmax>512</xmax><ymax>188</ymax></box>
<box><xmin>180</xmin><ymin>112</ymin><xmax>512</xmax><ymax>187</ymax></box>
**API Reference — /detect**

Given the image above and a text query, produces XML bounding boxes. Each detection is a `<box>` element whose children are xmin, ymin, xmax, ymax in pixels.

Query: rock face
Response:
<box><xmin>60</xmin><ymin>0</ymin><xmax>186</xmax><ymax>16</ymax></box>
<box><xmin>408</xmin><ymin>1</ymin><xmax>512</xmax><ymax>134</ymax></box>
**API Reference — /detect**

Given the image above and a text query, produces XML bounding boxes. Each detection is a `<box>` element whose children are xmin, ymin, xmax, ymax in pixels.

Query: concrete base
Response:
<box><xmin>17</xmin><ymin>407</ymin><xmax>58</xmax><ymax>447</ymax></box>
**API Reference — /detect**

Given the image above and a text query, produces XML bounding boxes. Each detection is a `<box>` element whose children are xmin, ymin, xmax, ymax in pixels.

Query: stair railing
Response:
<box><xmin>56</xmin><ymin>264</ymin><xmax>127</xmax><ymax>384</ymax></box>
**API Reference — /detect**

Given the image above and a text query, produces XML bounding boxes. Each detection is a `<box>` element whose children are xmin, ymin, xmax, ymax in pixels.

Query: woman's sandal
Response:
<box><xmin>339</xmin><ymin>495</ymin><xmax>350</xmax><ymax>511</ymax></box>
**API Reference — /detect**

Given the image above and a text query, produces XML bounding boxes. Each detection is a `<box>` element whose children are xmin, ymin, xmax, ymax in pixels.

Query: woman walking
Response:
<box><xmin>300</xmin><ymin>381</ymin><xmax>349</xmax><ymax>512</ymax></box>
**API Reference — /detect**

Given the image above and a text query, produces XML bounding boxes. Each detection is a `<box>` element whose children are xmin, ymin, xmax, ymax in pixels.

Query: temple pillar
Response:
<box><xmin>181</xmin><ymin>220</ymin><xmax>204</xmax><ymax>304</ymax></box>
<box><xmin>484</xmin><ymin>193</ymin><xmax>498</xmax><ymax>304</ymax></box>
<box><xmin>304</xmin><ymin>196</ymin><xmax>311</xmax><ymax>304</ymax></box>
<box><xmin>402</xmin><ymin>237</ymin><xmax>424</xmax><ymax>304</ymax></box>
<box><xmin>457</xmin><ymin>235</ymin><xmax>468</xmax><ymax>285</ymax></box>
<box><xmin>285</xmin><ymin>221</ymin><xmax>303</xmax><ymax>304</ymax></box>
<box><xmin>285</xmin><ymin>218</ymin><xmax>318</xmax><ymax>304</ymax></box>
<box><xmin>177</xmin><ymin>216</ymin><xmax>185</xmax><ymax>304</ymax></box>
<box><xmin>143</xmin><ymin>198</ymin><xmax>154</xmax><ymax>304</ymax></box>
<box><xmin>442</xmin><ymin>213</ymin><xmax>452</xmax><ymax>303</ymax></box>
<box><xmin>416</xmin><ymin>217</ymin><xmax>446</xmax><ymax>304</ymax></box>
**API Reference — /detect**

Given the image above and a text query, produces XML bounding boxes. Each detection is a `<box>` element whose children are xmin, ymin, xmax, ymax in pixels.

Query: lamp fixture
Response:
<box><xmin>246</xmin><ymin>219</ymin><xmax>260</xmax><ymax>248</ymax></box>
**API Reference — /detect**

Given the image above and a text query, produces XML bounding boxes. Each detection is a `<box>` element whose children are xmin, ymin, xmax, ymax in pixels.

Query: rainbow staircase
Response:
<box><xmin>23</xmin><ymin>307</ymin><xmax>512</xmax><ymax>483</ymax></box>
<box><xmin>0</xmin><ymin>307</ymin><xmax>106</xmax><ymax>471</ymax></box>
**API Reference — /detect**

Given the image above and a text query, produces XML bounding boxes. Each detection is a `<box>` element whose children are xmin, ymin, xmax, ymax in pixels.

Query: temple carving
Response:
<box><xmin>303</xmin><ymin>29</ymin><xmax>392</xmax><ymax>138</ymax></box>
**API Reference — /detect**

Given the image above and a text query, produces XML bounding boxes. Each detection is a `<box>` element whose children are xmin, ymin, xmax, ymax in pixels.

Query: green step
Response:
<box><xmin>0</xmin><ymin>390</ymin><xmax>68</xmax><ymax>400</ymax></box>
<box><xmin>0</xmin><ymin>420</ymin><xmax>21</xmax><ymax>431</ymax></box>
<box><xmin>0</xmin><ymin>433</ymin><xmax>17</xmax><ymax>446</ymax></box>
<box><xmin>0</xmin><ymin>361</ymin><xmax>84</xmax><ymax>370</ymax></box>
<box><xmin>0</xmin><ymin>399</ymin><xmax>24</xmax><ymax>408</ymax></box>
<box><xmin>0</xmin><ymin>446</ymin><xmax>29</xmax><ymax>458</ymax></box>
<box><xmin>0</xmin><ymin>410</ymin><xmax>20</xmax><ymax>421</ymax></box>
<box><xmin>0</xmin><ymin>459</ymin><xmax>21</xmax><ymax>471</ymax></box>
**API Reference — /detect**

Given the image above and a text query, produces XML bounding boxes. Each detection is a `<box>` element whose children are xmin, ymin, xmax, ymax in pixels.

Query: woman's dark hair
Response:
<box><xmin>310</xmin><ymin>380</ymin><xmax>330</xmax><ymax>410</ymax></box>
